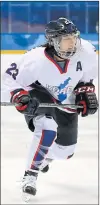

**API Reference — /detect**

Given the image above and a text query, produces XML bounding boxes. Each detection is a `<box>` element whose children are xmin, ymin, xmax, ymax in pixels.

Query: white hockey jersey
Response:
<box><xmin>2</xmin><ymin>38</ymin><xmax>98</xmax><ymax>113</ymax></box>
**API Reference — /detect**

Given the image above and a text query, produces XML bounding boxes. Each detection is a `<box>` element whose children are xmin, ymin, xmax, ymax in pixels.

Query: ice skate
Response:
<box><xmin>40</xmin><ymin>158</ymin><xmax>53</xmax><ymax>173</ymax></box>
<box><xmin>22</xmin><ymin>171</ymin><xmax>38</xmax><ymax>197</ymax></box>
<box><xmin>41</xmin><ymin>164</ymin><xmax>49</xmax><ymax>173</ymax></box>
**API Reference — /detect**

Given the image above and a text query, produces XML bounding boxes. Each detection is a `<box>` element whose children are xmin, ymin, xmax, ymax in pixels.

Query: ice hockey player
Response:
<box><xmin>3</xmin><ymin>17</ymin><xmax>98</xmax><ymax>196</ymax></box>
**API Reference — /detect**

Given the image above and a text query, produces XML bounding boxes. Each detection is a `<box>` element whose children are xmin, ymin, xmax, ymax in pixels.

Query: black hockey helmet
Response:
<box><xmin>45</xmin><ymin>17</ymin><xmax>81</xmax><ymax>59</ymax></box>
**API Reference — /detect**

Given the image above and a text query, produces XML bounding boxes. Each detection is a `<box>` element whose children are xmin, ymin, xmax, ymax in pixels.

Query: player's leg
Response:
<box><xmin>55</xmin><ymin>109</ymin><xmax>78</xmax><ymax>157</ymax></box>
<box><xmin>22</xmin><ymin>114</ymin><xmax>57</xmax><ymax>196</ymax></box>
<box><xmin>42</xmin><ymin>109</ymin><xmax>78</xmax><ymax>169</ymax></box>
<box><xmin>46</xmin><ymin>142</ymin><xmax>76</xmax><ymax>160</ymax></box>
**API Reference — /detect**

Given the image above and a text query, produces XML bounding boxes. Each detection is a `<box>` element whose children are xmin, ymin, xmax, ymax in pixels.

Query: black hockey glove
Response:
<box><xmin>74</xmin><ymin>82</ymin><xmax>98</xmax><ymax>117</ymax></box>
<box><xmin>10</xmin><ymin>89</ymin><xmax>39</xmax><ymax>115</ymax></box>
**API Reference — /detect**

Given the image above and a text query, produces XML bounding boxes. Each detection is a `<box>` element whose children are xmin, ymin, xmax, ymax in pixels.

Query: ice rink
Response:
<box><xmin>1</xmin><ymin>54</ymin><xmax>99</xmax><ymax>204</ymax></box>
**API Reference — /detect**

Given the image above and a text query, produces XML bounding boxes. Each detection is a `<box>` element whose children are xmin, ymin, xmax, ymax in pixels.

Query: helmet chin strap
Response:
<box><xmin>46</xmin><ymin>44</ymin><xmax>73</xmax><ymax>61</ymax></box>
<box><xmin>54</xmin><ymin>48</ymin><xmax>76</xmax><ymax>60</ymax></box>
<box><xmin>53</xmin><ymin>48</ymin><xmax>67</xmax><ymax>61</ymax></box>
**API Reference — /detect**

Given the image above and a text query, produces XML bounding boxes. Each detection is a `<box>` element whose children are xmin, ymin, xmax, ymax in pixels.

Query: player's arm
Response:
<box><xmin>2</xmin><ymin>51</ymin><xmax>40</xmax><ymax>115</ymax></box>
<box><xmin>74</xmin><ymin>81</ymin><xmax>98</xmax><ymax>117</ymax></box>
<box><xmin>74</xmin><ymin>50</ymin><xmax>98</xmax><ymax>117</ymax></box>
<box><xmin>10</xmin><ymin>88</ymin><xmax>39</xmax><ymax>115</ymax></box>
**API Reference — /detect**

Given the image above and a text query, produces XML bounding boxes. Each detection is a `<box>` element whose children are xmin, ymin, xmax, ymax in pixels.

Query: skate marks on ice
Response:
<box><xmin>1</xmin><ymin>107</ymin><xmax>98</xmax><ymax>204</ymax></box>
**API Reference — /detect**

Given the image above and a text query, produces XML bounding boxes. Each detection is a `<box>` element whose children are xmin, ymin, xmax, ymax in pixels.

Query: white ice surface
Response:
<box><xmin>1</xmin><ymin>54</ymin><xmax>99</xmax><ymax>204</ymax></box>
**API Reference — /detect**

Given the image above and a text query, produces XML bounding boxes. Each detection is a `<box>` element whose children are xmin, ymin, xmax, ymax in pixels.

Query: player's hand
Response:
<box><xmin>10</xmin><ymin>89</ymin><xmax>39</xmax><ymax>115</ymax></box>
<box><xmin>74</xmin><ymin>82</ymin><xmax>98</xmax><ymax>117</ymax></box>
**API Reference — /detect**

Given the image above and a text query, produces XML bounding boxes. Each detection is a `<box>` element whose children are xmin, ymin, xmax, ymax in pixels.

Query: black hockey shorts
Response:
<box><xmin>25</xmin><ymin>107</ymin><xmax>78</xmax><ymax>147</ymax></box>
<box><xmin>54</xmin><ymin>109</ymin><xmax>78</xmax><ymax>146</ymax></box>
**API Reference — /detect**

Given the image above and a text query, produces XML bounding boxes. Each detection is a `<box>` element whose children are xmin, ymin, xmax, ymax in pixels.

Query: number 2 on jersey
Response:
<box><xmin>6</xmin><ymin>63</ymin><xmax>19</xmax><ymax>80</ymax></box>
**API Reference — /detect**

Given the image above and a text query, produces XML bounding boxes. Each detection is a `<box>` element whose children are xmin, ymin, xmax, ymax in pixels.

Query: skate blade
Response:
<box><xmin>22</xmin><ymin>192</ymin><xmax>35</xmax><ymax>203</ymax></box>
<box><xmin>17</xmin><ymin>178</ymin><xmax>36</xmax><ymax>203</ymax></box>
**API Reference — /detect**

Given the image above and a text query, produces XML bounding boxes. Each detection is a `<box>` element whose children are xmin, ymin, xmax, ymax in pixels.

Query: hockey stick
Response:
<box><xmin>1</xmin><ymin>102</ymin><xmax>83</xmax><ymax>109</ymax></box>
<box><xmin>1</xmin><ymin>102</ymin><xmax>83</xmax><ymax>117</ymax></box>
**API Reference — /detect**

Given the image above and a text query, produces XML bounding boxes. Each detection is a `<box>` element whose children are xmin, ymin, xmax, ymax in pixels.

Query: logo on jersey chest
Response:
<box><xmin>46</xmin><ymin>77</ymin><xmax>72</xmax><ymax>102</ymax></box>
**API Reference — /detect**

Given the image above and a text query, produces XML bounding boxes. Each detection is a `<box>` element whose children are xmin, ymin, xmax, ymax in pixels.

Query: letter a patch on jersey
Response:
<box><xmin>76</xmin><ymin>61</ymin><xmax>82</xmax><ymax>71</ymax></box>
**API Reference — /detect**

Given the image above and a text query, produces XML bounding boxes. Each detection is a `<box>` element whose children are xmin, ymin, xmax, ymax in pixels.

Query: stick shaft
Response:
<box><xmin>1</xmin><ymin>102</ymin><xmax>83</xmax><ymax>109</ymax></box>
